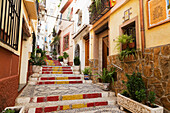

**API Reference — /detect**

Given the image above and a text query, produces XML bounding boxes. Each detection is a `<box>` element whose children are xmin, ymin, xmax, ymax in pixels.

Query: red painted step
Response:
<box><xmin>39</xmin><ymin>77</ymin><xmax>81</xmax><ymax>80</ymax></box>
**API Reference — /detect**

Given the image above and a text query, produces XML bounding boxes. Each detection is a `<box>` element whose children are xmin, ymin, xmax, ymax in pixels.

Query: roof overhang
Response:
<box><xmin>60</xmin><ymin>0</ymin><xmax>73</xmax><ymax>13</ymax></box>
<box><xmin>73</xmin><ymin>24</ymin><xmax>90</xmax><ymax>39</ymax></box>
<box><xmin>24</xmin><ymin>0</ymin><xmax>38</xmax><ymax>20</ymax></box>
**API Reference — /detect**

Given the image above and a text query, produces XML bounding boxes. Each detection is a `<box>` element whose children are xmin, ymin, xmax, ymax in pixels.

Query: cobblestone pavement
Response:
<box><xmin>19</xmin><ymin>84</ymin><xmax>104</xmax><ymax>97</ymax></box>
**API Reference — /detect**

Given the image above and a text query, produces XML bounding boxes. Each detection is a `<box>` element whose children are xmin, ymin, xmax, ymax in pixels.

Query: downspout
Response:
<box><xmin>139</xmin><ymin>0</ymin><xmax>145</xmax><ymax>53</ymax></box>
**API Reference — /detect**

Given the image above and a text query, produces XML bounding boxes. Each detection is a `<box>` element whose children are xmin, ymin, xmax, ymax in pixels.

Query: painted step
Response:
<box><xmin>42</xmin><ymin>66</ymin><xmax>71</xmax><ymax>69</ymax></box>
<box><xmin>42</xmin><ymin>71</ymin><xmax>73</xmax><ymax>74</ymax></box>
<box><xmin>42</xmin><ymin>69</ymin><xmax>72</xmax><ymax>71</ymax></box>
<box><xmin>39</xmin><ymin>74</ymin><xmax>81</xmax><ymax>77</ymax></box>
<box><xmin>31</xmin><ymin>93</ymin><xmax>106</xmax><ymax>103</ymax></box>
<box><xmin>38</xmin><ymin>77</ymin><xmax>81</xmax><ymax>80</ymax></box>
<box><xmin>37</xmin><ymin>80</ymin><xmax>83</xmax><ymax>85</ymax></box>
<box><xmin>27</xmin><ymin>97</ymin><xmax>116</xmax><ymax>113</ymax></box>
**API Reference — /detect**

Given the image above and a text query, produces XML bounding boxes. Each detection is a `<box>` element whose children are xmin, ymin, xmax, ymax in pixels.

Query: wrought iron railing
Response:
<box><xmin>0</xmin><ymin>0</ymin><xmax>21</xmax><ymax>50</ymax></box>
<box><xmin>89</xmin><ymin>0</ymin><xmax>111</xmax><ymax>24</ymax></box>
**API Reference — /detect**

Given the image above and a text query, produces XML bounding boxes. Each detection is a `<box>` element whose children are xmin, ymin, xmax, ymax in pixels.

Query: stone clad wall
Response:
<box><xmin>106</xmin><ymin>44</ymin><xmax>170</xmax><ymax>112</ymax></box>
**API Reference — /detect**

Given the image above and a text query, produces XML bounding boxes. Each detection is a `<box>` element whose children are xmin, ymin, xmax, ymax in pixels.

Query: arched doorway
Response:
<box><xmin>75</xmin><ymin>44</ymin><xmax>80</xmax><ymax>58</ymax></box>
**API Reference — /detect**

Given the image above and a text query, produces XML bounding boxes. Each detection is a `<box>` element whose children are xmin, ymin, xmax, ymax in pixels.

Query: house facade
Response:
<box><xmin>57</xmin><ymin>0</ymin><xmax>74</xmax><ymax>66</ymax></box>
<box><xmin>0</xmin><ymin>0</ymin><xmax>37</xmax><ymax>111</ymax></box>
<box><xmin>89</xmin><ymin>0</ymin><xmax>170</xmax><ymax>112</ymax></box>
<box><xmin>72</xmin><ymin>0</ymin><xmax>91</xmax><ymax>71</ymax></box>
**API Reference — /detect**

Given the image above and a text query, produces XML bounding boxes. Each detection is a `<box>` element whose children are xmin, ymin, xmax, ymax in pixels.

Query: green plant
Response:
<box><xmin>29</xmin><ymin>54</ymin><xmax>46</xmax><ymax>66</ymax></box>
<box><xmin>118</xmin><ymin>48</ymin><xmax>136</xmax><ymax>61</ymax></box>
<box><xmin>148</xmin><ymin>91</ymin><xmax>156</xmax><ymax>105</ymax></box>
<box><xmin>121</xmin><ymin>90</ymin><xmax>130</xmax><ymax>97</ymax></box>
<box><xmin>51</xmin><ymin>35</ymin><xmax>60</xmax><ymax>45</ymax></box>
<box><xmin>122</xmin><ymin>72</ymin><xmax>146</xmax><ymax>103</ymax></box>
<box><xmin>63</xmin><ymin>52</ymin><xmax>69</xmax><ymax>59</ymax></box>
<box><xmin>53</xmin><ymin>51</ymin><xmax>57</xmax><ymax>55</ymax></box>
<box><xmin>127</xmin><ymin>35</ymin><xmax>134</xmax><ymax>43</ymax></box>
<box><xmin>74</xmin><ymin>57</ymin><xmax>80</xmax><ymax>66</ymax></box>
<box><xmin>58</xmin><ymin>56</ymin><xmax>63</xmax><ymax>60</ymax></box>
<box><xmin>116</xmin><ymin>34</ymin><xmax>130</xmax><ymax>50</ymax></box>
<box><xmin>2</xmin><ymin>109</ymin><xmax>15</xmax><ymax>113</ymax></box>
<box><xmin>96</xmin><ymin>68</ymin><xmax>115</xmax><ymax>84</ymax></box>
<box><xmin>36</xmin><ymin>48</ymin><xmax>42</xmax><ymax>53</ymax></box>
<box><xmin>168</xmin><ymin>4</ymin><xmax>170</xmax><ymax>9</ymax></box>
<box><xmin>82</xmin><ymin>67</ymin><xmax>92</xmax><ymax>75</ymax></box>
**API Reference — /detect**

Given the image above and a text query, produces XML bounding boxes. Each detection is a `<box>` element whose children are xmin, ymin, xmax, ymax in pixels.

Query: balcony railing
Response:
<box><xmin>89</xmin><ymin>0</ymin><xmax>111</xmax><ymax>25</ymax></box>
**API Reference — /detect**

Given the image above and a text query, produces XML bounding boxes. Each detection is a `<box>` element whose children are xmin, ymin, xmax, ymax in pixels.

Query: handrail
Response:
<box><xmin>88</xmin><ymin>59</ymin><xmax>93</xmax><ymax>63</ymax></box>
<box><xmin>111</xmin><ymin>63</ymin><xmax>123</xmax><ymax>71</ymax></box>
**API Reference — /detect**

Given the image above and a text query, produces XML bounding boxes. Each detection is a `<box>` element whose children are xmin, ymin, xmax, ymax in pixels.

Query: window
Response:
<box><xmin>77</xmin><ymin>10</ymin><xmax>82</xmax><ymax>26</ymax></box>
<box><xmin>63</xmin><ymin>33</ymin><xmax>69</xmax><ymax>51</ymax></box>
<box><xmin>0</xmin><ymin>0</ymin><xmax>22</xmax><ymax>50</ymax></box>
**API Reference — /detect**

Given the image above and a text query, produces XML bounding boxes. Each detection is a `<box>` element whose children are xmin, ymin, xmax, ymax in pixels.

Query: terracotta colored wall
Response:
<box><xmin>0</xmin><ymin>47</ymin><xmax>19</xmax><ymax>111</ymax></box>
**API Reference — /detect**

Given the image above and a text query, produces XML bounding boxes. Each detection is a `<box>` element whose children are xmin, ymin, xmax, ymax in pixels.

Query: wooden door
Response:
<box><xmin>102</xmin><ymin>37</ymin><xmax>109</xmax><ymax>69</ymax></box>
<box><xmin>85</xmin><ymin>39</ymin><xmax>89</xmax><ymax>66</ymax></box>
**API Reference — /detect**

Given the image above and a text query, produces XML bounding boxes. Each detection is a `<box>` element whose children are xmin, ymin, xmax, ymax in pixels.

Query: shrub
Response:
<box><xmin>122</xmin><ymin>72</ymin><xmax>156</xmax><ymax>106</ymax></box>
<box><xmin>29</xmin><ymin>54</ymin><xmax>46</xmax><ymax>66</ymax></box>
<box><xmin>82</xmin><ymin>67</ymin><xmax>92</xmax><ymax>75</ymax></box>
<box><xmin>74</xmin><ymin>57</ymin><xmax>80</xmax><ymax>66</ymax></box>
<box><xmin>63</xmin><ymin>52</ymin><xmax>69</xmax><ymax>59</ymax></box>
<box><xmin>58</xmin><ymin>56</ymin><xmax>63</xmax><ymax>61</ymax></box>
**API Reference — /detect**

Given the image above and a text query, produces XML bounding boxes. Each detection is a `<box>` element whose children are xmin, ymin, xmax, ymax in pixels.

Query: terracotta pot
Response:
<box><xmin>122</xmin><ymin>43</ymin><xmax>127</xmax><ymax>50</ymax></box>
<box><xmin>128</xmin><ymin>42</ymin><xmax>135</xmax><ymax>48</ymax></box>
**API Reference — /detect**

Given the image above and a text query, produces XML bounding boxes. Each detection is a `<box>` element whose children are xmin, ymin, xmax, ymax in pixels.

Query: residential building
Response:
<box><xmin>72</xmin><ymin>0</ymin><xmax>91</xmax><ymax>71</ymax></box>
<box><xmin>0</xmin><ymin>0</ymin><xmax>37</xmax><ymax>110</ymax></box>
<box><xmin>57</xmin><ymin>0</ymin><xmax>74</xmax><ymax>66</ymax></box>
<box><xmin>89</xmin><ymin>0</ymin><xmax>170</xmax><ymax>112</ymax></box>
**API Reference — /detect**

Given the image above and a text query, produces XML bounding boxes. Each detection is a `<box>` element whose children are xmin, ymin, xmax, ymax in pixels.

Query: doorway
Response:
<box><xmin>102</xmin><ymin>36</ymin><xmax>109</xmax><ymax>69</ymax></box>
<box><xmin>85</xmin><ymin>39</ymin><xmax>89</xmax><ymax>66</ymax></box>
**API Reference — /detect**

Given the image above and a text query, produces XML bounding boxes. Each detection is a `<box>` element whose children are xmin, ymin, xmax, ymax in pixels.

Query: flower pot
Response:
<box><xmin>59</xmin><ymin>58</ymin><xmax>63</xmax><ymax>62</ymax></box>
<box><xmin>84</xmin><ymin>74</ymin><xmax>89</xmax><ymax>80</ymax></box>
<box><xmin>4</xmin><ymin>106</ymin><xmax>25</xmax><ymax>113</ymax></box>
<box><xmin>122</xmin><ymin>43</ymin><xmax>127</xmax><ymax>50</ymax></box>
<box><xmin>63</xmin><ymin>58</ymin><xmax>68</xmax><ymax>66</ymax></box>
<box><xmin>128</xmin><ymin>42</ymin><xmax>135</xmax><ymax>48</ymax></box>
<box><xmin>102</xmin><ymin>83</ymin><xmax>110</xmax><ymax>91</ymax></box>
<box><xmin>117</xmin><ymin>93</ymin><xmax>163</xmax><ymax>113</ymax></box>
<box><xmin>32</xmin><ymin>65</ymin><xmax>41</xmax><ymax>73</ymax></box>
<box><xmin>73</xmin><ymin>66</ymin><xmax>80</xmax><ymax>75</ymax></box>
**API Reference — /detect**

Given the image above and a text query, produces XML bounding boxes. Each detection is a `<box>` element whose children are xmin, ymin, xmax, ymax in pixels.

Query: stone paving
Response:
<box><xmin>16</xmin><ymin>62</ymin><xmax>125</xmax><ymax>113</ymax></box>
<box><xmin>19</xmin><ymin>84</ymin><xmax>104</xmax><ymax>97</ymax></box>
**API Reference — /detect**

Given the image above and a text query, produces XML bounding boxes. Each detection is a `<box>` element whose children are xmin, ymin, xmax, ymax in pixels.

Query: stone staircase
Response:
<box><xmin>15</xmin><ymin>60</ymin><xmax>122</xmax><ymax>113</ymax></box>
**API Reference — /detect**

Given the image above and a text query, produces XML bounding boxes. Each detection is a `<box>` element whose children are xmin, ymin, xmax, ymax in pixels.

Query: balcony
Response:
<box><xmin>89</xmin><ymin>0</ymin><xmax>111</xmax><ymax>25</ymax></box>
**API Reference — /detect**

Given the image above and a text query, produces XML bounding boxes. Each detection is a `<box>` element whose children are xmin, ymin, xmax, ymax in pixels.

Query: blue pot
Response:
<box><xmin>84</xmin><ymin>74</ymin><xmax>89</xmax><ymax>80</ymax></box>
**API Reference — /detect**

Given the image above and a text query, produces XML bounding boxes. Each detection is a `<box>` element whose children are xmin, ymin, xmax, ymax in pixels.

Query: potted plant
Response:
<box><xmin>118</xmin><ymin>48</ymin><xmax>136</xmax><ymax>61</ymax></box>
<box><xmin>82</xmin><ymin>67</ymin><xmax>92</xmax><ymax>80</ymax></box>
<box><xmin>127</xmin><ymin>35</ymin><xmax>135</xmax><ymax>48</ymax></box>
<box><xmin>29</xmin><ymin>54</ymin><xmax>46</xmax><ymax>73</ymax></box>
<box><xmin>36</xmin><ymin>48</ymin><xmax>42</xmax><ymax>57</ymax></box>
<box><xmin>2</xmin><ymin>106</ymin><xmax>25</xmax><ymax>113</ymax></box>
<box><xmin>116</xmin><ymin>34</ymin><xmax>130</xmax><ymax>50</ymax></box>
<box><xmin>63</xmin><ymin>52</ymin><xmax>69</xmax><ymax>66</ymax></box>
<box><xmin>58</xmin><ymin>56</ymin><xmax>63</xmax><ymax>62</ymax></box>
<box><xmin>96</xmin><ymin>68</ymin><xmax>115</xmax><ymax>91</ymax></box>
<box><xmin>118</xmin><ymin>72</ymin><xmax>163</xmax><ymax>113</ymax></box>
<box><xmin>52</xmin><ymin>50</ymin><xmax>57</xmax><ymax>59</ymax></box>
<box><xmin>73</xmin><ymin>57</ymin><xmax>80</xmax><ymax>75</ymax></box>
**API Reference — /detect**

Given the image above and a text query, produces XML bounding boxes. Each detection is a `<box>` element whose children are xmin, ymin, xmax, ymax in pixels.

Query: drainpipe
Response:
<box><xmin>139</xmin><ymin>0</ymin><xmax>145</xmax><ymax>53</ymax></box>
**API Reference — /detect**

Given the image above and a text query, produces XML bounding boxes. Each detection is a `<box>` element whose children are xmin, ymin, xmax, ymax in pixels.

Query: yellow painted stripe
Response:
<box><xmin>63</xmin><ymin>105</ymin><xmax>70</xmax><ymax>110</ymax></box>
<box><xmin>56</xmin><ymin>77</ymin><xmax>68</xmax><ymax>80</ymax></box>
<box><xmin>72</xmin><ymin>104</ymin><xmax>87</xmax><ymax>109</ymax></box>
<box><xmin>57</xmin><ymin>81</ymin><xmax>69</xmax><ymax>84</ymax></box>
<box><xmin>62</xmin><ymin>94</ymin><xmax>83</xmax><ymax>100</ymax></box>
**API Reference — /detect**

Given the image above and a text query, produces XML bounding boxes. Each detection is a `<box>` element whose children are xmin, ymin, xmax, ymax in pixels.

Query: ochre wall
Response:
<box><xmin>0</xmin><ymin>47</ymin><xmax>19</xmax><ymax>111</ymax></box>
<box><xmin>109</xmin><ymin>0</ymin><xmax>141</xmax><ymax>55</ymax></box>
<box><xmin>143</xmin><ymin>0</ymin><xmax>170</xmax><ymax>48</ymax></box>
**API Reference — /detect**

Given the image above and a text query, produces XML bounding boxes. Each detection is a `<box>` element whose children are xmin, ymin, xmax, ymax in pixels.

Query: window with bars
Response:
<box><xmin>0</xmin><ymin>0</ymin><xmax>21</xmax><ymax>50</ymax></box>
